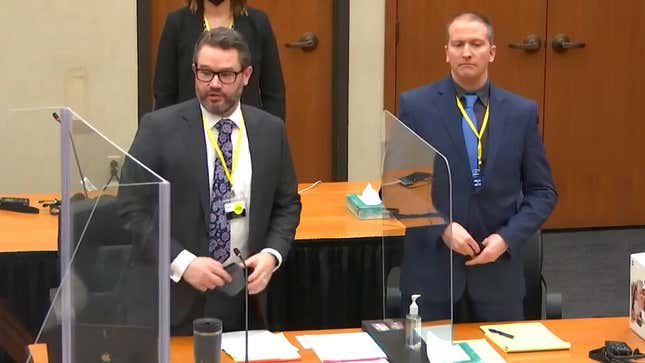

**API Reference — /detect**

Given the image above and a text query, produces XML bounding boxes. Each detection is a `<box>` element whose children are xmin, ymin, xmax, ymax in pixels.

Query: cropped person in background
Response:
<box><xmin>154</xmin><ymin>0</ymin><xmax>285</xmax><ymax>120</ymax></box>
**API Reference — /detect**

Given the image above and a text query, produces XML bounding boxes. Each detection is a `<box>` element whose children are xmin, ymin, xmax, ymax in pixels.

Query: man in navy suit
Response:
<box><xmin>398</xmin><ymin>12</ymin><xmax>557</xmax><ymax>322</ymax></box>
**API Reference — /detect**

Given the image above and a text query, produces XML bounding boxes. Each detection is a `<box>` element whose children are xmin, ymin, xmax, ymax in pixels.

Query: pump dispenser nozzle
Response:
<box><xmin>409</xmin><ymin>294</ymin><xmax>421</xmax><ymax>315</ymax></box>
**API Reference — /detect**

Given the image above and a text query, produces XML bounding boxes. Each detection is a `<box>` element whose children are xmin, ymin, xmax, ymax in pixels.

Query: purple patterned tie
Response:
<box><xmin>208</xmin><ymin>118</ymin><xmax>234</xmax><ymax>262</ymax></box>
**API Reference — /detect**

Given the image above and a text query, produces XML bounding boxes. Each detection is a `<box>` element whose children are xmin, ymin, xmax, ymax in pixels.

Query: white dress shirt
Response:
<box><xmin>170</xmin><ymin>102</ymin><xmax>282</xmax><ymax>282</ymax></box>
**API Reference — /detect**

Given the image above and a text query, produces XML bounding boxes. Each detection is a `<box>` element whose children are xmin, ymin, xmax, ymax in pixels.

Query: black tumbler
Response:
<box><xmin>193</xmin><ymin>318</ymin><xmax>222</xmax><ymax>363</ymax></box>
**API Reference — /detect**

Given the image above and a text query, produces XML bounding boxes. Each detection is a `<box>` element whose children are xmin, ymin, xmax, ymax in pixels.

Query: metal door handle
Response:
<box><xmin>508</xmin><ymin>34</ymin><xmax>541</xmax><ymax>52</ymax></box>
<box><xmin>552</xmin><ymin>33</ymin><xmax>586</xmax><ymax>52</ymax></box>
<box><xmin>285</xmin><ymin>32</ymin><xmax>318</xmax><ymax>51</ymax></box>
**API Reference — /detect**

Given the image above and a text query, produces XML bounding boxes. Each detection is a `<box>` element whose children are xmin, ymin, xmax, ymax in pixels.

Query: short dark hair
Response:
<box><xmin>446</xmin><ymin>12</ymin><xmax>495</xmax><ymax>44</ymax></box>
<box><xmin>192</xmin><ymin>27</ymin><xmax>251</xmax><ymax>68</ymax></box>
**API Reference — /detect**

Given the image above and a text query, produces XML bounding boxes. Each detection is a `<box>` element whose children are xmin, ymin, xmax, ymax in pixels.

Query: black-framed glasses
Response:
<box><xmin>194</xmin><ymin>66</ymin><xmax>243</xmax><ymax>84</ymax></box>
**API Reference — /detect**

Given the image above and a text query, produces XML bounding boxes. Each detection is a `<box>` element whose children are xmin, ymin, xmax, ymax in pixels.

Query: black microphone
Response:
<box><xmin>52</xmin><ymin>112</ymin><xmax>89</xmax><ymax>199</ymax></box>
<box><xmin>233</xmin><ymin>248</ymin><xmax>248</xmax><ymax>363</ymax></box>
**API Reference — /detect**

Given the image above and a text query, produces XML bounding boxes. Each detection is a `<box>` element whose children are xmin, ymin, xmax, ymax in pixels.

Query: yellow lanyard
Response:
<box><xmin>456</xmin><ymin>96</ymin><xmax>490</xmax><ymax>168</ymax></box>
<box><xmin>204</xmin><ymin>16</ymin><xmax>234</xmax><ymax>31</ymax></box>
<box><xmin>203</xmin><ymin>114</ymin><xmax>245</xmax><ymax>185</ymax></box>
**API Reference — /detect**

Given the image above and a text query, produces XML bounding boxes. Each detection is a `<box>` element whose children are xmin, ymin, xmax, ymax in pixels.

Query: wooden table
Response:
<box><xmin>1</xmin><ymin>182</ymin><xmax>401</xmax><ymax>252</ymax></box>
<box><xmin>169</xmin><ymin>317</ymin><xmax>645</xmax><ymax>363</ymax></box>
<box><xmin>0</xmin><ymin>193</ymin><xmax>58</xmax><ymax>253</ymax></box>
<box><xmin>27</xmin><ymin>317</ymin><xmax>644</xmax><ymax>363</ymax></box>
<box><xmin>296</xmin><ymin>181</ymin><xmax>405</xmax><ymax>240</ymax></box>
<box><xmin>452</xmin><ymin>317</ymin><xmax>641</xmax><ymax>362</ymax></box>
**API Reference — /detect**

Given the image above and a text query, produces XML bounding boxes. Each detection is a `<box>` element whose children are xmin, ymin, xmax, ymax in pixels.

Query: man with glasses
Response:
<box><xmin>123</xmin><ymin>27</ymin><xmax>301</xmax><ymax>334</ymax></box>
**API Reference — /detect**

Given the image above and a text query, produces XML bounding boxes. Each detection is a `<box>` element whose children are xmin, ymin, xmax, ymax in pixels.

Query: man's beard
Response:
<box><xmin>197</xmin><ymin>87</ymin><xmax>243</xmax><ymax>116</ymax></box>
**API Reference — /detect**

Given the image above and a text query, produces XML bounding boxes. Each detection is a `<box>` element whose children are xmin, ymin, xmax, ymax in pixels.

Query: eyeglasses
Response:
<box><xmin>194</xmin><ymin>66</ymin><xmax>243</xmax><ymax>84</ymax></box>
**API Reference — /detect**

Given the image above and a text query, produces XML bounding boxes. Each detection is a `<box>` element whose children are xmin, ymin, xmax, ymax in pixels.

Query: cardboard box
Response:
<box><xmin>630</xmin><ymin>253</ymin><xmax>645</xmax><ymax>339</ymax></box>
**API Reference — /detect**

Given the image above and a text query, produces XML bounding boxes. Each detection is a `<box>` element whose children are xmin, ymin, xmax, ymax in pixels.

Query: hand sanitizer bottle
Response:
<box><xmin>405</xmin><ymin>294</ymin><xmax>422</xmax><ymax>350</ymax></box>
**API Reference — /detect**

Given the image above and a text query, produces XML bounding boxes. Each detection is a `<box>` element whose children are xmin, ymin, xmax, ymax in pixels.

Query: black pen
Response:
<box><xmin>489</xmin><ymin>328</ymin><xmax>514</xmax><ymax>339</ymax></box>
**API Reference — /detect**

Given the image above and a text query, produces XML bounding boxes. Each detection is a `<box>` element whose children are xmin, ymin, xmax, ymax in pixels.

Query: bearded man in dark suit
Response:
<box><xmin>122</xmin><ymin>27</ymin><xmax>300</xmax><ymax>334</ymax></box>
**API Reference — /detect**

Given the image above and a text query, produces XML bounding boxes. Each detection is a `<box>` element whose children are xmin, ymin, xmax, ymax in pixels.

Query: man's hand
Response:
<box><xmin>465</xmin><ymin>233</ymin><xmax>508</xmax><ymax>266</ymax></box>
<box><xmin>182</xmin><ymin>257</ymin><xmax>232</xmax><ymax>292</ymax></box>
<box><xmin>442</xmin><ymin>222</ymin><xmax>480</xmax><ymax>257</ymax></box>
<box><xmin>245</xmin><ymin>252</ymin><xmax>277</xmax><ymax>295</ymax></box>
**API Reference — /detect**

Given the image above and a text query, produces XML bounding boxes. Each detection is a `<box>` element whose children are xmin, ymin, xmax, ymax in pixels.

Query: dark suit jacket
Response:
<box><xmin>154</xmin><ymin>7</ymin><xmax>285</xmax><ymax>120</ymax></box>
<box><xmin>398</xmin><ymin>76</ymin><xmax>557</xmax><ymax>305</ymax></box>
<box><xmin>120</xmin><ymin>99</ymin><xmax>301</xmax><ymax>326</ymax></box>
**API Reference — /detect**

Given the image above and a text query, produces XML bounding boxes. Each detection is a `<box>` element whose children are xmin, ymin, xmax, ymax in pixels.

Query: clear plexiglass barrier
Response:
<box><xmin>1</xmin><ymin>107</ymin><xmax>170</xmax><ymax>363</ymax></box>
<box><xmin>378</xmin><ymin>111</ymin><xmax>458</xmax><ymax>361</ymax></box>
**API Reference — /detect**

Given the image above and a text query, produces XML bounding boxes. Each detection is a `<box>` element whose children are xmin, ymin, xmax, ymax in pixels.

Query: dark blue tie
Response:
<box><xmin>208</xmin><ymin>119</ymin><xmax>234</xmax><ymax>262</ymax></box>
<box><xmin>461</xmin><ymin>94</ymin><xmax>479</xmax><ymax>174</ymax></box>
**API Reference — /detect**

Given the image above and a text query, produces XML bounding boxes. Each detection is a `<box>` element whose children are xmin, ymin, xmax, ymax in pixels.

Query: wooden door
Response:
<box><xmin>389</xmin><ymin>0</ymin><xmax>547</xmax><ymax>124</ymax></box>
<box><xmin>543</xmin><ymin>0</ymin><xmax>645</xmax><ymax>228</ymax></box>
<box><xmin>389</xmin><ymin>0</ymin><xmax>645</xmax><ymax>228</ymax></box>
<box><xmin>149</xmin><ymin>1</ymin><xmax>333</xmax><ymax>183</ymax></box>
<box><xmin>248</xmin><ymin>0</ymin><xmax>333</xmax><ymax>183</ymax></box>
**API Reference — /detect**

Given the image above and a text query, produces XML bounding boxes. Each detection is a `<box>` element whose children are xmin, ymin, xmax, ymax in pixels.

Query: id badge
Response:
<box><xmin>472</xmin><ymin>169</ymin><xmax>484</xmax><ymax>192</ymax></box>
<box><xmin>224</xmin><ymin>193</ymin><xmax>247</xmax><ymax>220</ymax></box>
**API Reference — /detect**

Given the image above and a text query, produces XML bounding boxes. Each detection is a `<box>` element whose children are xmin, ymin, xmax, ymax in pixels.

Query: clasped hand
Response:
<box><xmin>183</xmin><ymin>252</ymin><xmax>277</xmax><ymax>294</ymax></box>
<box><xmin>441</xmin><ymin>222</ymin><xmax>508</xmax><ymax>265</ymax></box>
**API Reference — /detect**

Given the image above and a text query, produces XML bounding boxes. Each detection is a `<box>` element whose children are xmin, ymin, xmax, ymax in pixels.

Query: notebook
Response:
<box><xmin>479</xmin><ymin>322</ymin><xmax>571</xmax><ymax>353</ymax></box>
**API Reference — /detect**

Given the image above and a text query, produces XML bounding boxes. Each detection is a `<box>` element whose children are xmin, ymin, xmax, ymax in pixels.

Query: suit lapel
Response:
<box><xmin>483</xmin><ymin>84</ymin><xmax>508</xmax><ymax>175</ymax></box>
<box><xmin>433</xmin><ymin>78</ymin><xmax>470</xmax><ymax>173</ymax></box>
<box><xmin>181</xmin><ymin>99</ymin><xmax>211</xmax><ymax>228</ymax></box>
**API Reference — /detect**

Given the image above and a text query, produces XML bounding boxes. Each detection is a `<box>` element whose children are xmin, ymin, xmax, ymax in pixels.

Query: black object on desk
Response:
<box><xmin>193</xmin><ymin>318</ymin><xmax>223</xmax><ymax>363</ymax></box>
<box><xmin>362</xmin><ymin>319</ymin><xmax>429</xmax><ymax>363</ymax></box>
<box><xmin>589</xmin><ymin>340</ymin><xmax>645</xmax><ymax>362</ymax></box>
<box><xmin>0</xmin><ymin>198</ymin><xmax>39</xmax><ymax>214</ymax></box>
<box><xmin>488</xmin><ymin>328</ymin><xmax>515</xmax><ymax>339</ymax></box>
<box><xmin>398</xmin><ymin>172</ymin><xmax>432</xmax><ymax>187</ymax></box>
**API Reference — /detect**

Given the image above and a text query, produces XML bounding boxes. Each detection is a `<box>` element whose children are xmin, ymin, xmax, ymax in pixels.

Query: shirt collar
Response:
<box><xmin>452</xmin><ymin>78</ymin><xmax>490</xmax><ymax>106</ymax></box>
<box><xmin>199</xmin><ymin>102</ymin><xmax>243</xmax><ymax>130</ymax></box>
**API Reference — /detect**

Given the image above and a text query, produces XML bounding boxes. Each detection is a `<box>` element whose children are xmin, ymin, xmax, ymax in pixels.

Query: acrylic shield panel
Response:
<box><xmin>380</xmin><ymin>110</ymin><xmax>457</xmax><ymax>359</ymax></box>
<box><xmin>1</xmin><ymin>107</ymin><xmax>170</xmax><ymax>363</ymax></box>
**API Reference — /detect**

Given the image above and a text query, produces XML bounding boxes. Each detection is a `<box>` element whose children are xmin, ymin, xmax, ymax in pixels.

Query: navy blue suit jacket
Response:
<box><xmin>398</xmin><ymin>76</ymin><xmax>557</xmax><ymax>306</ymax></box>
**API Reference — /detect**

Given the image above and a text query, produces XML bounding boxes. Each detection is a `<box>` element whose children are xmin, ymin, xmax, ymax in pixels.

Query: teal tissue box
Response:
<box><xmin>345</xmin><ymin>194</ymin><xmax>389</xmax><ymax>220</ymax></box>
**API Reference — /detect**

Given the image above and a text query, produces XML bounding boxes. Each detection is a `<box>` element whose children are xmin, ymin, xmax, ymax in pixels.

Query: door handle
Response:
<box><xmin>285</xmin><ymin>32</ymin><xmax>318</xmax><ymax>51</ymax></box>
<box><xmin>551</xmin><ymin>33</ymin><xmax>586</xmax><ymax>52</ymax></box>
<box><xmin>508</xmin><ymin>34</ymin><xmax>541</xmax><ymax>52</ymax></box>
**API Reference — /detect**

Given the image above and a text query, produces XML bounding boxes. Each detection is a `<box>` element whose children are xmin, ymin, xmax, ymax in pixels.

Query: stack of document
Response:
<box><xmin>479</xmin><ymin>322</ymin><xmax>571</xmax><ymax>353</ymax></box>
<box><xmin>221</xmin><ymin>330</ymin><xmax>300</xmax><ymax>362</ymax></box>
<box><xmin>300</xmin><ymin>332</ymin><xmax>387</xmax><ymax>362</ymax></box>
<box><xmin>424</xmin><ymin>327</ymin><xmax>482</xmax><ymax>363</ymax></box>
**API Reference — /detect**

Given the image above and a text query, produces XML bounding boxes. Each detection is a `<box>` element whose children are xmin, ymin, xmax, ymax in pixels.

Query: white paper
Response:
<box><xmin>295</xmin><ymin>335</ymin><xmax>312</xmax><ymax>349</ymax></box>
<box><xmin>357</xmin><ymin>183</ymin><xmax>382</xmax><ymax>205</ymax></box>
<box><xmin>306</xmin><ymin>332</ymin><xmax>387</xmax><ymax>361</ymax></box>
<box><xmin>221</xmin><ymin>330</ymin><xmax>300</xmax><ymax>362</ymax></box>
<box><xmin>426</xmin><ymin>330</ymin><xmax>470</xmax><ymax>363</ymax></box>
